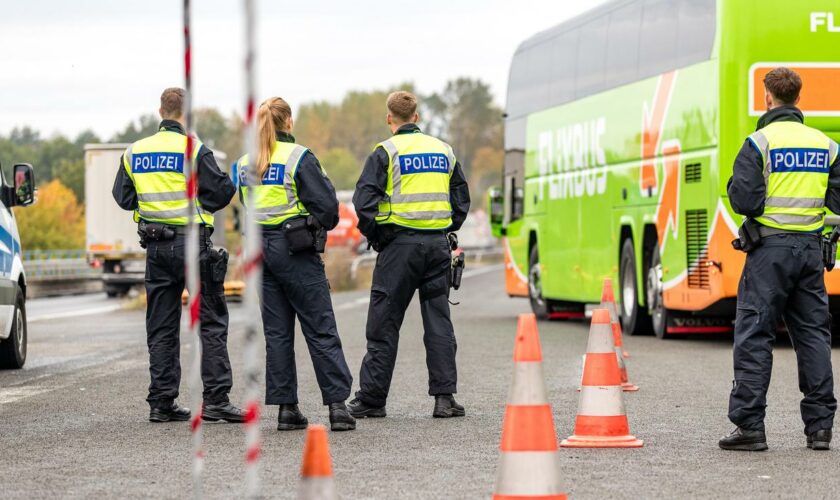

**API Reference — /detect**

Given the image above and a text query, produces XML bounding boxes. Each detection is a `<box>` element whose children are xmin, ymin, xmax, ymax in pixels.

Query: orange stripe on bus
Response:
<box><xmin>581</xmin><ymin>353</ymin><xmax>622</xmax><ymax>386</ymax></box>
<box><xmin>753</xmin><ymin>66</ymin><xmax>840</xmax><ymax>113</ymax></box>
<box><xmin>500</xmin><ymin>405</ymin><xmax>558</xmax><ymax>452</ymax></box>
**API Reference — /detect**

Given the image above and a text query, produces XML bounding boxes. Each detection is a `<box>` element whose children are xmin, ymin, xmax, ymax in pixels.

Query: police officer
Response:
<box><xmin>113</xmin><ymin>87</ymin><xmax>245</xmax><ymax>423</ymax></box>
<box><xmin>722</xmin><ymin>68</ymin><xmax>838</xmax><ymax>451</ymax></box>
<box><xmin>236</xmin><ymin>97</ymin><xmax>355</xmax><ymax>432</ymax></box>
<box><xmin>348</xmin><ymin>91</ymin><xmax>471</xmax><ymax>419</ymax></box>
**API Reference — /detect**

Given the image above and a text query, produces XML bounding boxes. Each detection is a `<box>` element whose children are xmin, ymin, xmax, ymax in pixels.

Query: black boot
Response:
<box><xmin>718</xmin><ymin>427</ymin><xmax>768</xmax><ymax>451</ymax></box>
<box><xmin>202</xmin><ymin>401</ymin><xmax>246</xmax><ymax>423</ymax></box>
<box><xmin>347</xmin><ymin>398</ymin><xmax>386</xmax><ymax>418</ymax></box>
<box><xmin>277</xmin><ymin>404</ymin><xmax>308</xmax><ymax>431</ymax></box>
<box><xmin>149</xmin><ymin>401</ymin><xmax>191</xmax><ymax>423</ymax></box>
<box><xmin>329</xmin><ymin>402</ymin><xmax>356</xmax><ymax>431</ymax></box>
<box><xmin>807</xmin><ymin>429</ymin><xmax>832</xmax><ymax>450</ymax></box>
<box><xmin>433</xmin><ymin>394</ymin><xmax>465</xmax><ymax>418</ymax></box>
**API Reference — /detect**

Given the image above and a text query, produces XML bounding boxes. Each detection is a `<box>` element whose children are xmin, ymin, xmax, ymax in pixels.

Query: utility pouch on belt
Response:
<box><xmin>731</xmin><ymin>218</ymin><xmax>762</xmax><ymax>253</ymax></box>
<box><xmin>282</xmin><ymin>217</ymin><xmax>316</xmax><ymax>255</ymax></box>
<box><xmin>370</xmin><ymin>225</ymin><xmax>397</xmax><ymax>252</ymax></box>
<box><xmin>822</xmin><ymin>226</ymin><xmax>840</xmax><ymax>271</ymax></box>
<box><xmin>138</xmin><ymin>221</ymin><xmax>176</xmax><ymax>248</ymax></box>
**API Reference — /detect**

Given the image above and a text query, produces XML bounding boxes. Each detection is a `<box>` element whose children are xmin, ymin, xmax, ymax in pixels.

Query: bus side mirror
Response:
<box><xmin>487</xmin><ymin>186</ymin><xmax>505</xmax><ymax>238</ymax></box>
<box><xmin>13</xmin><ymin>163</ymin><xmax>35</xmax><ymax>207</ymax></box>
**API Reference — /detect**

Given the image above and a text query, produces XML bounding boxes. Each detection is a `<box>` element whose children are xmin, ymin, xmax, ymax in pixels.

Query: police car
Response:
<box><xmin>0</xmin><ymin>162</ymin><xmax>35</xmax><ymax>369</ymax></box>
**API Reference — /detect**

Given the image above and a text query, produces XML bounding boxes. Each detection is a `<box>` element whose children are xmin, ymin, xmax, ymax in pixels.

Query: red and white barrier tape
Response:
<box><xmin>182</xmin><ymin>1</ymin><xmax>204</xmax><ymax>498</ymax></box>
<box><xmin>241</xmin><ymin>0</ymin><xmax>263</xmax><ymax>497</ymax></box>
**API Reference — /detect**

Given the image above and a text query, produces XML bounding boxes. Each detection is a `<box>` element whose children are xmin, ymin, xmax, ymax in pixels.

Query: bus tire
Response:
<box><xmin>647</xmin><ymin>245</ymin><xmax>668</xmax><ymax>339</ymax></box>
<box><xmin>619</xmin><ymin>238</ymin><xmax>651</xmax><ymax>335</ymax></box>
<box><xmin>528</xmin><ymin>245</ymin><xmax>549</xmax><ymax>320</ymax></box>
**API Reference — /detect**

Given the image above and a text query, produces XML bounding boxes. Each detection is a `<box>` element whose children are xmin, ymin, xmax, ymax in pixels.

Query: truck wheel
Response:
<box><xmin>619</xmin><ymin>238</ymin><xmax>651</xmax><ymax>335</ymax></box>
<box><xmin>105</xmin><ymin>285</ymin><xmax>129</xmax><ymax>298</ymax></box>
<box><xmin>647</xmin><ymin>245</ymin><xmax>669</xmax><ymax>339</ymax></box>
<box><xmin>0</xmin><ymin>286</ymin><xmax>27</xmax><ymax>369</ymax></box>
<box><xmin>528</xmin><ymin>245</ymin><xmax>549</xmax><ymax>320</ymax></box>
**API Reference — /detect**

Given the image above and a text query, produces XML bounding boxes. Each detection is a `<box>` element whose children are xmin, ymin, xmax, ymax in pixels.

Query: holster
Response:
<box><xmin>731</xmin><ymin>218</ymin><xmax>763</xmax><ymax>253</ymax></box>
<box><xmin>138</xmin><ymin>221</ymin><xmax>176</xmax><ymax>249</ymax></box>
<box><xmin>822</xmin><ymin>226</ymin><xmax>840</xmax><ymax>271</ymax></box>
<box><xmin>450</xmin><ymin>252</ymin><xmax>465</xmax><ymax>290</ymax></box>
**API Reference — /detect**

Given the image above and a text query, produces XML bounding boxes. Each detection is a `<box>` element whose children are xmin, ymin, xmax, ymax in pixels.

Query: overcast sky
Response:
<box><xmin>0</xmin><ymin>0</ymin><xmax>607</xmax><ymax>139</ymax></box>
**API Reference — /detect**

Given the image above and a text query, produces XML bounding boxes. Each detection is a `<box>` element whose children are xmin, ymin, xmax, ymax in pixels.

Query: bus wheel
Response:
<box><xmin>646</xmin><ymin>245</ymin><xmax>668</xmax><ymax>339</ymax></box>
<box><xmin>619</xmin><ymin>238</ymin><xmax>650</xmax><ymax>335</ymax></box>
<box><xmin>528</xmin><ymin>245</ymin><xmax>549</xmax><ymax>320</ymax></box>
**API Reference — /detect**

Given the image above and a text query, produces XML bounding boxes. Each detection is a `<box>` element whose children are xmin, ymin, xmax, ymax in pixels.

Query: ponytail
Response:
<box><xmin>255</xmin><ymin>97</ymin><xmax>292</xmax><ymax>180</ymax></box>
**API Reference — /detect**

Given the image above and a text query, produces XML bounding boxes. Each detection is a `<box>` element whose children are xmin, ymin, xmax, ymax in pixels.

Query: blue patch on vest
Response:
<box><xmin>770</xmin><ymin>148</ymin><xmax>831</xmax><ymax>174</ymax></box>
<box><xmin>131</xmin><ymin>152</ymin><xmax>184</xmax><ymax>174</ymax></box>
<box><xmin>399</xmin><ymin>153</ymin><xmax>449</xmax><ymax>175</ymax></box>
<box><xmin>239</xmin><ymin>163</ymin><xmax>286</xmax><ymax>186</ymax></box>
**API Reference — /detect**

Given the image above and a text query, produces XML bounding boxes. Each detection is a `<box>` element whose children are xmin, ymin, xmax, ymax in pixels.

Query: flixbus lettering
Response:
<box><xmin>536</xmin><ymin>117</ymin><xmax>607</xmax><ymax>200</ymax></box>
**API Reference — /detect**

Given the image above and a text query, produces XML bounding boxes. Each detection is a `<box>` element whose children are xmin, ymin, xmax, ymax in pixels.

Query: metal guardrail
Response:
<box><xmin>22</xmin><ymin>249</ymin><xmax>87</xmax><ymax>261</ymax></box>
<box><xmin>25</xmin><ymin>258</ymin><xmax>101</xmax><ymax>281</ymax></box>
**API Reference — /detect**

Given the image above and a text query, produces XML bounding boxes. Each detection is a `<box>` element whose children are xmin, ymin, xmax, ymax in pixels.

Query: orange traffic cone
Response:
<box><xmin>561</xmin><ymin>309</ymin><xmax>643</xmax><ymax>448</ymax></box>
<box><xmin>298</xmin><ymin>424</ymin><xmax>336</xmax><ymax>500</ymax></box>
<box><xmin>493</xmin><ymin>314</ymin><xmax>567</xmax><ymax>500</ymax></box>
<box><xmin>613</xmin><ymin>320</ymin><xmax>639</xmax><ymax>392</ymax></box>
<box><xmin>601</xmin><ymin>278</ymin><xmax>630</xmax><ymax>358</ymax></box>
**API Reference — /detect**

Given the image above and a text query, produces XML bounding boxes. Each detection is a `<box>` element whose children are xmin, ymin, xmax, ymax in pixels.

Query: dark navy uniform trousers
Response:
<box><xmin>729</xmin><ymin>233</ymin><xmax>836</xmax><ymax>435</ymax></box>
<box><xmin>261</xmin><ymin>230</ymin><xmax>352</xmax><ymax>406</ymax></box>
<box><xmin>145</xmin><ymin>234</ymin><xmax>232</xmax><ymax>409</ymax></box>
<box><xmin>356</xmin><ymin>230</ymin><xmax>457</xmax><ymax>407</ymax></box>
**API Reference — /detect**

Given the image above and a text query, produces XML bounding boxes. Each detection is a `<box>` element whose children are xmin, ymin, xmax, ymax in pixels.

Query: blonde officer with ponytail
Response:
<box><xmin>236</xmin><ymin>97</ymin><xmax>355</xmax><ymax>432</ymax></box>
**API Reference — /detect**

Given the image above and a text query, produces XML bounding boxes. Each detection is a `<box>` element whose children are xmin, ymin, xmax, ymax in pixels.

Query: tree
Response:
<box><xmin>14</xmin><ymin>179</ymin><xmax>85</xmax><ymax>250</ymax></box>
<box><xmin>425</xmin><ymin>78</ymin><xmax>503</xmax><ymax>179</ymax></box>
<box><xmin>320</xmin><ymin>148</ymin><xmax>361</xmax><ymax>191</ymax></box>
<box><xmin>111</xmin><ymin>114</ymin><xmax>159</xmax><ymax>143</ymax></box>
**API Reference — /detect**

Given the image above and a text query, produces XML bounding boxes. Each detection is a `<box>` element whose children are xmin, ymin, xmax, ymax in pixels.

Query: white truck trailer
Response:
<box><xmin>85</xmin><ymin>143</ymin><xmax>231</xmax><ymax>298</ymax></box>
<box><xmin>84</xmin><ymin>144</ymin><xmax>144</xmax><ymax>297</ymax></box>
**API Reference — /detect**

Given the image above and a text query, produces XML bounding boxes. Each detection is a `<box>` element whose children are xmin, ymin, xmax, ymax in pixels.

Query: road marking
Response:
<box><xmin>28</xmin><ymin>304</ymin><xmax>124</xmax><ymax>323</ymax></box>
<box><xmin>335</xmin><ymin>296</ymin><xmax>370</xmax><ymax>311</ymax></box>
<box><xmin>333</xmin><ymin>264</ymin><xmax>502</xmax><ymax>312</ymax></box>
<box><xmin>460</xmin><ymin>263</ymin><xmax>503</xmax><ymax>280</ymax></box>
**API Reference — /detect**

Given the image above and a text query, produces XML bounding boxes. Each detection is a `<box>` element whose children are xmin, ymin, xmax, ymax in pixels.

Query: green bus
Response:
<box><xmin>489</xmin><ymin>0</ymin><xmax>840</xmax><ymax>337</ymax></box>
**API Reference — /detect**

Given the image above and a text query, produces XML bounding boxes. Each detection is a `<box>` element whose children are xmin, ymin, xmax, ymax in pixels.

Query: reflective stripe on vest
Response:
<box><xmin>748</xmin><ymin>121</ymin><xmax>838</xmax><ymax>232</ymax></box>
<box><xmin>123</xmin><ymin>130</ymin><xmax>213</xmax><ymax>226</ymax></box>
<box><xmin>376</xmin><ymin>132</ymin><xmax>454</xmax><ymax>230</ymax></box>
<box><xmin>238</xmin><ymin>142</ymin><xmax>309</xmax><ymax>225</ymax></box>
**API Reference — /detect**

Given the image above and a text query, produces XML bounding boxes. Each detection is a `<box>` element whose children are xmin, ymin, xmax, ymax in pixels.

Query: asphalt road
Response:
<box><xmin>1</xmin><ymin>266</ymin><xmax>839</xmax><ymax>499</ymax></box>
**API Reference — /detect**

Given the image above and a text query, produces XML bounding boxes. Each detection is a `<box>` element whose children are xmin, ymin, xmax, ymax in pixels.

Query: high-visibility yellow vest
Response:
<box><xmin>123</xmin><ymin>129</ymin><xmax>213</xmax><ymax>226</ymax></box>
<box><xmin>237</xmin><ymin>141</ymin><xmax>310</xmax><ymax>226</ymax></box>
<box><xmin>376</xmin><ymin>132</ymin><xmax>455</xmax><ymax>230</ymax></box>
<box><xmin>748</xmin><ymin>121</ymin><xmax>839</xmax><ymax>232</ymax></box>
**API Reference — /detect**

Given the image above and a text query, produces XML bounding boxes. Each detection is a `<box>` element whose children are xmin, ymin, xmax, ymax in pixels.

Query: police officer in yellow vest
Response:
<box><xmin>236</xmin><ymin>97</ymin><xmax>355</xmax><ymax>432</ymax></box>
<box><xmin>113</xmin><ymin>88</ymin><xmax>245</xmax><ymax>423</ymax></box>
<box><xmin>722</xmin><ymin>68</ymin><xmax>838</xmax><ymax>451</ymax></box>
<box><xmin>348</xmin><ymin>91</ymin><xmax>471</xmax><ymax>419</ymax></box>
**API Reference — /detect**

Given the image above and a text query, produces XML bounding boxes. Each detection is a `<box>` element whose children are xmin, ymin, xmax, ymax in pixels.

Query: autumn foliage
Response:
<box><xmin>13</xmin><ymin>179</ymin><xmax>85</xmax><ymax>250</ymax></box>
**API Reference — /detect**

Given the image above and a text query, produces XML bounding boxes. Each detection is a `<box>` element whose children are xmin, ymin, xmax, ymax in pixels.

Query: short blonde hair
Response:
<box><xmin>387</xmin><ymin>91</ymin><xmax>417</xmax><ymax>122</ymax></box>
<box><xmin>160</xmin><ymin>87</ymin><xmax>185</xmax><ymax>119</ymax></box>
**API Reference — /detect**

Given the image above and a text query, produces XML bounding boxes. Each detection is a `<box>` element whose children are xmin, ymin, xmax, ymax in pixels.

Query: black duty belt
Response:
<box><xmin>758</xmin><ymin>226</ymin><xmax>820</xmax><ymax>239</ymax></box>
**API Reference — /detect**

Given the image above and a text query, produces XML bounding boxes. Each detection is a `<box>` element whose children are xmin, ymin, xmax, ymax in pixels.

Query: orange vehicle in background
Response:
<box><xmin>327</xmin><ymin>201</ymin><xmax>366</xmax><ymax>253</ymax></box>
